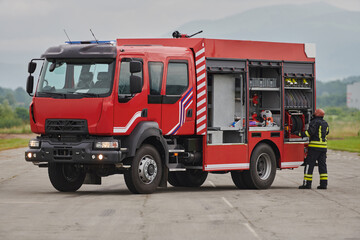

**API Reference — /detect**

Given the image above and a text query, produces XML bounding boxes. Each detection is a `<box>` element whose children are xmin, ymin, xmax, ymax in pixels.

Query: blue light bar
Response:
<box><xmin>65</xmin><ymin>40</ymin><xmax>115</xmax><ymax>45</ymax></box>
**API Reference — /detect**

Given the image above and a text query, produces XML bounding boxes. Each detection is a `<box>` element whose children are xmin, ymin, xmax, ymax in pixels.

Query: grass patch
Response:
<box><xmin>327</xmin><ymin>119</ymin><xmax>360</xmax><ymax>139</ymax></box>
<box><xmin>328</xmin><ymin>137</ymin><xmax>360</xmax><ymax>153</ymax></box>
<box><xmin>0</xmin><ymin>138</ymin><xmax>29</xmax><ymax>151</ymax></box>
<box><xmin>0</xmin><ymin>125</ymin><xmax>32</xmax><ymax>134</ymax></box>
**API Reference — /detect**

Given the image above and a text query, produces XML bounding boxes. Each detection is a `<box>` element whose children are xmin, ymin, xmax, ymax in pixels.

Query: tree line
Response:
<box><xmin>0</xmin><ymin>87</ymin><xmax>31</xmax><ymax>128</ymax></box>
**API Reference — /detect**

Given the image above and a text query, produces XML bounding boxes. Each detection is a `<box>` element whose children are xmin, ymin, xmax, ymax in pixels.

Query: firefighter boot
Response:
<box><xmin>299</xmin><ymin>181</ymin><xmax>312</xmax><ymax>189</ymax></box>
<box><xmin>317</xmin><ymin>174</ymin><xmax>328</xmax><ymax>189</ymax></box>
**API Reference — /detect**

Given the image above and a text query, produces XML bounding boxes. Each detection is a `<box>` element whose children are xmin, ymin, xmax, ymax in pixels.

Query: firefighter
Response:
<box><xmin>298</xmin><ymin>109</ymin><xmax>329</xmax><ymax>189</ymax></box>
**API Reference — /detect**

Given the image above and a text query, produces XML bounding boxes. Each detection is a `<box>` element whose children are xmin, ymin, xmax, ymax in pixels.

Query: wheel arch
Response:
<box><xmin>252</xmin><ymin>140</ymin><xmax>281</xmax><ymax>168</ymax></box>
<box><xmin>123</xmin><ymin>121</ymin><xmax>168</xmax><ymax>162</ymax></box>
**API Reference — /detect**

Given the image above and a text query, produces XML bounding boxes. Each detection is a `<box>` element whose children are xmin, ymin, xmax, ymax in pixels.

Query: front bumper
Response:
<box><xmin>25</xmin><ymin>137</ymin><xmax>126</xmax><ymax>164</ymax></box>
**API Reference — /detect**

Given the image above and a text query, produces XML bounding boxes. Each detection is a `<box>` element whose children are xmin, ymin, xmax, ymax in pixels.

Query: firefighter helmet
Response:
<box><xmin>314</xmin><ymin>109</ymin><xmax>325</xmax><ymax>117</ymax></box>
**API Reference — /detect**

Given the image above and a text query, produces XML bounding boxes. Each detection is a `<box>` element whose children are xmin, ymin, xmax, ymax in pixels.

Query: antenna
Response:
<box><xmin>90</xmin><ymin>29</ymin><xmax>99</xmax><ymax>44</ymax></box>
<box><xmin>63</xmin><ymin>29</ymin><xmax>72</xmax><ymax>43</ymax></box>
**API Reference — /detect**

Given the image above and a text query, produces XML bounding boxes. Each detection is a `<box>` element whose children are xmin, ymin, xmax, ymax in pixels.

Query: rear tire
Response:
<box><xmin>48</xmin><ymin>162</ymin><xmax>85</xmax><ymax>192</ymax></box>
<box><xmin>242</xmin><ymin>143</ymin><xmax>276</xmax><ymax>189</ymax></box>
<box><xmin>124</xmin><ymin>144</ymin><xmax>162</xmax><ymax>194</ymax></box>
<box><xmin>231</xmin><ymin>171</ymin><xmax>248</xmax><ymax>189</ymax></box>
<box><xmin>168</xmin><ymin>172</ymin><xmax>182</xmax><ymax>187</ymax></box>
<box><xmin>175</xmin><ymin>170</ymin><xmax>208</xmax><ymax>187</ymax></box>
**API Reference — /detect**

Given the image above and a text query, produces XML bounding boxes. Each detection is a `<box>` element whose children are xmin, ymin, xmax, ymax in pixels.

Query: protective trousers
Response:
<box><xmin>303</xmin><ymin>148</ymin><xmax>328</xmax><ymax>187</ymax></box>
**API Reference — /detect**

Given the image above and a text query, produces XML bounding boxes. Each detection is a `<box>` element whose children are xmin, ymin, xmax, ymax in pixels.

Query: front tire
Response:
<box><xmin>242</xmin><ymin>143</ymin><xmax>276</xmax><ymax>189</ymax></box>
<box><xmin>48</xmin><ymin>162</ymin><xmax>85</xmax><ymax>192</ymax></box>
<box><xmin>124</xmin><ymin>144</ymin><xmax>162</xmax><ymax>194</ymax></box>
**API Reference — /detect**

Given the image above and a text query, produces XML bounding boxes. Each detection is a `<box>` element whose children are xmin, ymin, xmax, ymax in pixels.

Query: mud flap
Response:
<box><xmin>83</xmin><ymin>173</ymin><xmax>101</xmax><ymax>185</ymax></box>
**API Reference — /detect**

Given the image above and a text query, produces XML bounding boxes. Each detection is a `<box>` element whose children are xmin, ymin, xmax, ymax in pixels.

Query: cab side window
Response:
<box><xmin>149</xmin><ymin>62</ymin><xmax>164</xmax><ymax>95</ymax></box>
<box><xmin>118</xmin><ymin>59</ymin><xmax>143</xmax><ymax>95</ymax></box>
<box><xmin>165</xmin><ymin>61</ymin><xmax>188</xmax><ymax>95</ymax></box>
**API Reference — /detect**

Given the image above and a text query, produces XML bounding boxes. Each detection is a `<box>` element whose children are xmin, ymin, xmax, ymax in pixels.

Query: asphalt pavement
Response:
<box><xmin>0</xmin><ymin>148</ymin><xmax>359</xmax><ymax>240</ymax></box>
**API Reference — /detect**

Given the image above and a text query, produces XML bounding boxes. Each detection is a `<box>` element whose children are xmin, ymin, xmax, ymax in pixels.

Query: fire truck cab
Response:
<box><xmin>25</xmin><ymin>37</ymin><xmax>315</xmax><ymax>194</ymax></box>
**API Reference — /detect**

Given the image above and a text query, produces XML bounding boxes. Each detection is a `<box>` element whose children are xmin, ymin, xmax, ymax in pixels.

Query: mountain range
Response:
<box><xmin>174</xmin><ymin>2</ymin><xmax>360</xmax><ymax>82</ymax></box>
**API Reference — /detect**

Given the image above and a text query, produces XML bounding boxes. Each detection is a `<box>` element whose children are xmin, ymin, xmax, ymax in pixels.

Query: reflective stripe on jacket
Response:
<box><xmin>301</xmin><ymin>116</ymin><xmax>329</xmax><ymax>149</ymax></box>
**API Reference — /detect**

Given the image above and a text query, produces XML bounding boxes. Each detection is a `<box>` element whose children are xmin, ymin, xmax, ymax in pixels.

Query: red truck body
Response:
<box><xmin>25</xmin><ymin>37</ymin><xmax>315</xmax><ymax>193</ymax></box>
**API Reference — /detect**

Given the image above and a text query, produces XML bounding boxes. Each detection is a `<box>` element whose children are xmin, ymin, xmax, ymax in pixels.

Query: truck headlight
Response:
<box><xmin>29</xmin><ymin>139</ymin><xmax>40</xmax><ymax>148</ymax></box>
<box><xmin>95</xmin><ymin>141</ymin><xmax>119</xmax><ymax>149</ymax></box>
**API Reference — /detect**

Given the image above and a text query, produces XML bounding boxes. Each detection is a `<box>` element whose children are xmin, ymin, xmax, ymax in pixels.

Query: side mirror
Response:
<box><xmin>130</xmin><ymin>61</ymin><xmax>142</xmax><ymax>73</ymax></box>
<box><xmin>49</xmin><ymin>62</ymin><xmax>56</xmax><ymax>72</ymax></box>
<box><xmin>28</xmin><ymin>62</ymin><xmax>37</xmax><ymax>74</ymax></box>
<box><xmin>130</xmin><ymin>75</ymin><xmax>142</xmax><ymax>94</ymax></box>
<box><xmin>26</xmin><ymin>75</ymin><xmax>34</xmax><ymax>95</ymax></box>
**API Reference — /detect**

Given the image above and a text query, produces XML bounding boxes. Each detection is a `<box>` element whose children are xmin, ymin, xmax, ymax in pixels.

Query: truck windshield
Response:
<box><xmin>36</xmin><ymin>59</ymin><xmax>115</xmax><ymax>98</ymax></box>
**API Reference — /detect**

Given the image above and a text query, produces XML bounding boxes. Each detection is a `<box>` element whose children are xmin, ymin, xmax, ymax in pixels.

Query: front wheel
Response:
<box><xmin>242</xmin><ymin>143</ymin><xmax>276</xmax><ymax>189</ymax></box>
<box><xmin>48</xmin><ymin>162</ymin><xmax>85</xmax><ymax>192</ymax></box>
<box><xmin>124</xmin><ymin>144</ymin><xmax>163</xmax><ymax>194</ymax></box>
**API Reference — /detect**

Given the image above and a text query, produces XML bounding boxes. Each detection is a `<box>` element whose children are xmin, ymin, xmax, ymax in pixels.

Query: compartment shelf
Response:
<box><xmin>285</xmin><ymin>87</ymin><xmax>311</xmax><ymax>90</ymax></box>
<box><xmin>250</xmin><ymin>87</ymin><xmax>280</xmax><ymax>91</ymax></box>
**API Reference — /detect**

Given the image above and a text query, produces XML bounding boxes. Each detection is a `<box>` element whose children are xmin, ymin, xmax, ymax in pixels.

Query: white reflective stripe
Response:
<box><xmin>197</xmin><ymin>115</ymin><xmax>206</xmax><ymax>124</ymax></box>
<box><xmin>281</xmin><ymin>161</ymin><xmax>304</xmax><ymax>168</ymax></box>
<box><xmin>205</xmin><ymin>163</ymin><xmax>249</xmax><ymax>171</ymax></box>
<box><xmin>196</xmin><ymin>65</ymin><xmax>205</xmax><ymax>74</ymax></box>
<box><xmin>183</xmin><ymin>91</ymin><xmax>193</xmax><ymax>104</ymax></box>
<box><xmin>197</xmin><ymin>106</ymin><xmax>206</xmax><ymax>116</ymax></box>
<box><xmin>183</xmin><ymin>100</ymin><xmax>193</xmax><ymax>122</ymax></box>
<box><xmin>166</xmin><ymin>101</ymin><xmax>182</xmax><ymax>135</ymax></box>
<box><xmin>195</xmin><ymin>48</ymin><xmax>205</xmax><ymax>57</ymax></box>
<box><xmin>197</xmin><ymin>89</ymin><xmax>206</xmax><ymax>99</ymax></box>
<box><xmin>197</xmin><ymin>98</ymin><xmax>206</xmax><ymax>107</ymax></box>
<box><xmin>196</xmin><ymin>56</ymin><xmax>205</xmax><ymax>66</ymax></box>
<box><xmin>166</xmin><ymin>122</ymin><xmax>179</xmax><ymax>135</ymax></box>
<box><xmin>113</xmin><ymin>111</ymin><xmax>142</xmax><ymax>133</ymax></box>
<box><xmin>197</xmin><ymin>72</ymin><xmax>206</xmax><ymax>82</ymax></box>
<box><xmin>197</xmin><ymin>123</ymin><xmax>206</xmax><ymax>132</ymax></box>
<box><xmin>197</xmin><ymin>81</ymin><xmax>206</xmax><ymax>90</ymax></box>
<box><xmin>305</xmin><ymin>163</ymin><xmax>309</xmax><ymax>174</ymax></box>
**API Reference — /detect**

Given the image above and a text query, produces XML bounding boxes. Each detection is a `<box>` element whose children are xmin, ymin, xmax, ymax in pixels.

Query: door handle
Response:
<box><xmin>186</xmin><ymin>109</ymin><xmax>193</xmax><ymax>118</ymax></box>
<box><xmin>141</xmin><ymin>108</ymin><xmax>148</xmax><ymax>117</ymax></box>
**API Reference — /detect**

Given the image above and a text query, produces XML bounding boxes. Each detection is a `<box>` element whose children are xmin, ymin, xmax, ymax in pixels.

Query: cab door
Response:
<box><xmin>113</xmin><ymin>56</ymin><xmax>147</xmax><ymax>135</ymax></box>
<box><xmin>147</xmin><ymin>61</ymin><xmax>164</xmax><ymax>128</ymax></box>
<box><xmin>161</xmin><ymin>57</ymin><xmax>196</xmax><ymax>135</ymax></box>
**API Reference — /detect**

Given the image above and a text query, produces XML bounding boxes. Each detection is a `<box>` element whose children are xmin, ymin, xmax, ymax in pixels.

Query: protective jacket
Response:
<box><xmin>300</xmin><ymin>116</ymin><xmax>329</xmax><ymax>150</ymax></box>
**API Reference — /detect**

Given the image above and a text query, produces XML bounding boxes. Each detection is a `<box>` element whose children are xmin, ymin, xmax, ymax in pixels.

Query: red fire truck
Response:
<box><xmin>25</xmin><ymin>34</ymin><xmax>315</xmax><ymax>194</ymax></box>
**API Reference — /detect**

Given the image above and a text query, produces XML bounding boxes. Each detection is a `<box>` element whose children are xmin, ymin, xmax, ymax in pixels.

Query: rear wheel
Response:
<box><xmin>124</xmin><ymin>144</ymin><xmax>162</xmax><ymax>194</ymax></box>
<box><xmin>167</xmin><ymin>172</ymin><xmax>182</xmax><ymax>187</ymax></box>
<box><xmin>48</xmin><ymin>162</ymin><xmax>85</xmax><ymax>192</ymax></box>
<box><xmin>231</xmin><ymin>171</ymin><xmax>248</xmax><ymax>189</ymax></box>
<box><xmin>175</xmin><ymin>170</ymin><xmax>208</xmax><ymax>187</ymax></box>
<box><xmin>242</xmin><ymin>143</ymin><xmax>276</xmax><ymax>189</ymax></box>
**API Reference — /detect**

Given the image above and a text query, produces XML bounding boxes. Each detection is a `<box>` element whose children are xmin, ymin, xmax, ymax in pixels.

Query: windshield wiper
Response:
<box><xmin>37</xmin><ymin>91</ymin><xmax>67</xmax><ymax>98</ymax></box>
<box><xmin>70</xmin><ymin>92</ymin><xmax>100</xmax><ymax>98</ymax></box>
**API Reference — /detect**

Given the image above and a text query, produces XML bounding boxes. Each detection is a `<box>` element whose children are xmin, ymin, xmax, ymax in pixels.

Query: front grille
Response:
<box><xmin>45</xmin><ymin>119</ymin><xmax>88</xmax><ymax>134</ymax></box>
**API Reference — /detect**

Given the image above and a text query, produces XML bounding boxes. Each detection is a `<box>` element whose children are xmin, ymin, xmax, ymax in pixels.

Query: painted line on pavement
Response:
<box><xmin>221</xmin><ymin>197</ymin><xmax>234</xmax><ymax>208</ymax></box>
<box><xmin>208</xmin><ymin>181</ymin><xmax>216</xmax><ymax>188</ymax></box>
<box><xmin>244</xmin><ymin>223</ymin><xmax>261</xmax><ymax>239</ymax></box>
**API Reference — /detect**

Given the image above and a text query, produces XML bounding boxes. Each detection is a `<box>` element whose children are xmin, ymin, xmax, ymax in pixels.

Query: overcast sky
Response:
<box><xmin>1</xmin><ymin>0</ymin><xmax>360</xmax><ymax>88</ymax></box>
